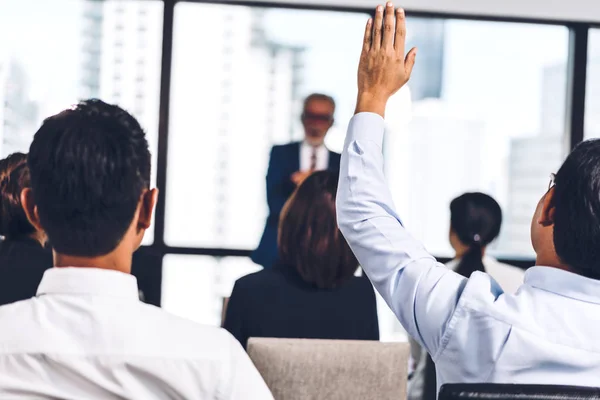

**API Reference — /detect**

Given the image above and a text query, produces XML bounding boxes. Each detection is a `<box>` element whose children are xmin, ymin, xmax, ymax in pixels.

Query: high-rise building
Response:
<box><xmin>0</xmin><ymin>60</ymin><xmax>38</xmax><ymax>157</ymax></box>
<box><xmin>500</xmin><ymin>62</ymin><xmax>567</xmax><ymax>256</ymax></box>
<box><xmin>81</xmin><ymin>1</ymin><xmax>104</xmax><ymax>100</ymax></box>
<box><xmin>406</xmin><ymin>18</ymin><xmax>445</xmax><ymax>101</ymax></box>
<box><xmin>387</xmin><ymin>99</ymin><xmax>488</xmax><ymax>256</ymax></box>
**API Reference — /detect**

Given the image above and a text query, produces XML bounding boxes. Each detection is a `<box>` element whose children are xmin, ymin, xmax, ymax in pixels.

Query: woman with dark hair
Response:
<box><xmin>409</xmin><ymin>193</ymin><xmax>524</xmax><ymax>400</ymax></box>
<box><xmin>224</xmin><ymin>170</ymin><xmax>379</xmax><ymax>348</ymax></box>
<box><xmin>0</xmin><ymin>152</ymin><xmax>52</xmax><ymax>305</ymax></box>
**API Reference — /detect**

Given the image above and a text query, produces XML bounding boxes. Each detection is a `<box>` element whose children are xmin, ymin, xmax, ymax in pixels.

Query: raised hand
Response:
<box><xmin>355</xmin><ymin>2</ymin><xmax>417</xmax><ymax>117</ymax></box>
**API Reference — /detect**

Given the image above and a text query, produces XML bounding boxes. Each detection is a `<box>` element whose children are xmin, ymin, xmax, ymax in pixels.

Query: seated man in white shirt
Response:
<box><xmin>337</xmin><ymin>2</ymin><xmax>600</xmax><ymax>392</ymax></box>
<box><xmin>0</xmin><ymin>100</ymin><xmax>273</xmax><ymax>399</ymax></box>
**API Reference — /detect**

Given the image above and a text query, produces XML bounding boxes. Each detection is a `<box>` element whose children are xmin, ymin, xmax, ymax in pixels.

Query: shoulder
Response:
<box><xmin>341</xmin><ymin>275</ymin><xmax>377</xmax><ymax>298</ymax></box>
<box><xmin>328</xmin><ymin>149</ymin><xmax>341</xmax><ymax>157</ymax></box>
<box><xmin>272</xmin><ymin>142</ymin><xmax>301</xmax><ymax>154</ymax></box>
<box><xmin>484</xmin><ymin>258</ymin><xmax>526</xmax><ymax>294</ymax></box>
<box><xmin>233</xmin><ymin>269</ymin><xmax>285</xmax><ymax>292</ymax></box>
<box><xmin>138</xmin><ymin>303</ymin><xmax>242</xmax><ymax>359</ymax></box>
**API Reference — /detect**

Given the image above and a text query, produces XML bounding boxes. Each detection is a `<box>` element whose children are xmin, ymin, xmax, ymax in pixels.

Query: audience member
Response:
<box><xmin>252</xmin><ymin>94</ymin><xmax>341</xmax><ymax>269</ymax></box>
<box><xmin>225</xmin><ymin>170</ymin><xmax>378</xmax><ymax>349</ymax></box>
<box><xmin>409</xmin><ymin>193</ymin><xmax>524</xmax><ymax>400</ymax></box>
<box><xmin>0</xmin><ymin>152</ymin><xmax>51</xmax><ymax>306</ymax></box>
<box><xmin>338</xmin><ymin>3</ymin><xmax>600</xmax><ymax>391</ymax></box>
<box><xmin>0</xmin><ymin>100</ymin><xmax>272</xmax><ymax>399</ymax></box>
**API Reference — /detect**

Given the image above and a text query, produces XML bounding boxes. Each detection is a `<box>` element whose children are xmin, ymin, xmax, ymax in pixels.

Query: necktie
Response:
<box><xmin>310</xmin><ymin>146</ymin><xmax>317</xmax><ymax>171</ymax></box>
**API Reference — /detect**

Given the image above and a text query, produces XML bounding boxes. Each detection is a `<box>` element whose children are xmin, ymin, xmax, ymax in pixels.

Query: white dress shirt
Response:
<box><xmin>447</xmin><ymin>256</ymin><xmax>525</xmax><ymax>294</ymax></box>
<box><xmin>300</xmin><ymin>140</ymin><xmax>329</xmax><ymax>172</ymax></box>
<box><xmin>337</xmin><ymin>112</ymin><xmax>600</xmax><ymax>390</ymax></box>
<box><xmin>0</xmin><ymin>267</ymin><xmax>273</xmax><ymax>400</ymax></box>
<box><xmin>408</xmin><ymin>257</ymin><xmax>525</xmax><ymax>400</ymax></box>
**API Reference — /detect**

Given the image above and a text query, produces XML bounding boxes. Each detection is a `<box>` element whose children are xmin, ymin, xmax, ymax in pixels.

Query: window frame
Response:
<box><xmin>132</xmin><ymin>0</ymin><xmax>591</xmax><ymax>305</ymax></box>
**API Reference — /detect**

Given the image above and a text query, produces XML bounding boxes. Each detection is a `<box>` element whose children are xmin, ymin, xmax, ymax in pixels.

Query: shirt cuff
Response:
<box><xmin>348</xmin><ymin>112</ymin><xmax>385</xmax><ymax>147</ymax></box>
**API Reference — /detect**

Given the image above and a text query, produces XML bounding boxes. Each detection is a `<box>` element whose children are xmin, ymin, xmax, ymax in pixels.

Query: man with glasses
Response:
<box><xmin>338</xmin><ymin>2</ymin><xmax>600</xmax><ymax>391</ymax></box>
<box><xmin>252</xmin><ymin>93</ymin><xmax>341</xmax><ymax>269</ymax></box>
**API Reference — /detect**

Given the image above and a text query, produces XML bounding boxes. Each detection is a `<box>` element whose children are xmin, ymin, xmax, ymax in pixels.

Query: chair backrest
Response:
<box><xmin>439</xmin><ymin>384</ymin><xmax>600</xmax><ymax>400</ymax></box>
<box><xmin>247</xmin><ymin>338</ymin><xmax>409</xmax><ymax>400</ymax></box>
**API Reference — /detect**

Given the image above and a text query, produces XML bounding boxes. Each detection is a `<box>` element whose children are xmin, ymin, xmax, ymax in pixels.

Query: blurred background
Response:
<box><xmin>1</xmin><ymin>0</ymin><xmax>599</xmax><ymax>341</ymax></box>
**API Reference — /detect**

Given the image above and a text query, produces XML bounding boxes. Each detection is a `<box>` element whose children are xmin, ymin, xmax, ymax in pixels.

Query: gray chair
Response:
<box><xmin>247</xmin><ymin>338</ymin><xmax>410</xmax><ymax>400</ymax></box>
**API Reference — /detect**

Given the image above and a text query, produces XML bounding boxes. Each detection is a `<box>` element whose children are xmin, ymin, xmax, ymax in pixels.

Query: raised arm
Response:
<box><xmin>336</xmin><ymin>3</ymin><xmax>470</xmax><ymax>358</ymax></box>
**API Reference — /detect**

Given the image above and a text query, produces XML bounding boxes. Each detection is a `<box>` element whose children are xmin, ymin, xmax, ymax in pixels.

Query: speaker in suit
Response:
<box><xmin>252</xmin><ymin>143</ymin><xmax>340</xmax><ymax>269</ymax></box>
<box><xmin>252</xmin><ymin>93</ymin><xmax>340</xmax><ymax>269</ymax></box>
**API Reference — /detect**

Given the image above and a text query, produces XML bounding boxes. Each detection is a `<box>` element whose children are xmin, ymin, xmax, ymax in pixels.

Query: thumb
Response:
<box><xmin>404</xmin><ymin>47</ymin><xmax>417</xmax><ymax>80</ymax></box>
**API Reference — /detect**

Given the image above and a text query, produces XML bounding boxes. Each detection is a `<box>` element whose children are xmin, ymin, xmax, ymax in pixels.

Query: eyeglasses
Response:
<box><xmin>548</xmin><ymin>173</ymin><xmax>556</xmax><ymax>192</ymax></box>
<box><xmin>302</xmin><ymin>112</ymin><xmax>333</xmax><ymax>123</ymax></box>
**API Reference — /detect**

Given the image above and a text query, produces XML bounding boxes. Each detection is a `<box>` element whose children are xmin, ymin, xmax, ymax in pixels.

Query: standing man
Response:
<box><xmin>252</xmin><ymin>93</ymin><xmax>341</xmax><ymax>269</ymax></box>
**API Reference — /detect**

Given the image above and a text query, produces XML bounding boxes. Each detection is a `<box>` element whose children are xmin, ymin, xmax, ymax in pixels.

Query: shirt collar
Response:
<box><xmin>37</xmin><ymin>267</ymin><xmax>139</xmax><ymax>301</ymax></box>
<box><xmin>525</xmin><ymin>266</ymin><xmax>600</xmax><ymax>304</ymax></box>
<box><xmin>302</xmin><ymin>140</ymin><xmax>326</xmax><ymax>150</ymax></box>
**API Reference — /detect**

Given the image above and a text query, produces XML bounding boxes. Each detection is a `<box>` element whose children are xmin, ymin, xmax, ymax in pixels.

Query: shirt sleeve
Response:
<box><xmin>336</xmin><ymin>112</ymin><xmax>469</xmax><ymax>358</ymax></box>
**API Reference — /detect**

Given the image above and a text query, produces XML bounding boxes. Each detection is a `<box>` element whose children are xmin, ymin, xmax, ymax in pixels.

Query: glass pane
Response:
<box><xmin>585</xmin><ymin>29</ymin><xmax>600</xmax><ymax>139</ymax></box>
<box><xmin>166</xmin><ymin>4</ymin><xmax>368</xmax><ymax>248</ymax></box>
<box><xmin>161</xmin><ymin>255</ymin><xmax>404</xmax><ymax>340</ymax></box>
<box><xmin>161</xmin><ymin>255</ymin><xmax>261</xmax><ymax>326</ymax></box>
<box><xmin>386</xmin><ymin>19</ymin><xmax>569</xmax><ymax>258</ymax></box>
<box><xmin>0</xmin><ymin>0</ymin><xmax>162</xmax><ymax>245</ymax></box>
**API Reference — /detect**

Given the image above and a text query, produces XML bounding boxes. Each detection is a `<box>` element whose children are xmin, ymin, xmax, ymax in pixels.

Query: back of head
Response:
<box><xmin>27</xmin><ymin>99</ymin><xmax>151</xmax><ymax>257</ymax></box>
<box><xmin>278</xmin><ymin>170</ymin><xmax>358</xmax><ymax>289</ymax></box>
<box><xmin>553</xmin><ymin>139</ymin><xmax>600</xmax><ymax>279</ymax></box>
<box><xmin>450</xmin><ymin>193</ymin><xmax>502</xmax><ymax>278</ymax></box>
<box><xmin>0</xmin><ymin>153</ymin><xmax>35</xmax><ymax>239</ymax></box>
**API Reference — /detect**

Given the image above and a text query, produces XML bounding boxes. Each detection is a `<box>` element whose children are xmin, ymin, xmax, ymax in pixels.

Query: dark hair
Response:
<box><xmin>278</xmin><ymin>170</ymin><xmax>357</xmax><ymax>289</ymax></box>
<box><xmin>450</xmin><ymin>193</ymin><xmax>502</xmax><ymax>278</ymax></box>
<box><xmin>0</xmin><ymin>153</ymin><xmax>35</xmax><ymax>239</ymax></box>
<box><xmin>553</xmin><ymin>139</ymin><xmax>600</xmax><ymax>279</ymax></box>
<box><xmin>27</xmin><ymin>99</ymin><xmax>151</xmax><ymax>257</ymax></box>
<box><xmin>303</xmin><ymin>93</ymin><xmax>336</xmax><ymax>112</ymax></box>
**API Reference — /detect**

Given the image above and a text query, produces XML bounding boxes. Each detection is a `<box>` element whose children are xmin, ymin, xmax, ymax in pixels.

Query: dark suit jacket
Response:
<box><xmin>251</xmin><ymin>142</ymin><xmax>341</xmax><ymax>268</ymax></box>
<box><xmin>223</xmin><ymin>266</ymin><xmax>379</xmax><ymax>349</ymax></box>
<box><xmin>0</xmin><ymin>237</ymin><xmax>52</xmax><ymax>306</ymax></box>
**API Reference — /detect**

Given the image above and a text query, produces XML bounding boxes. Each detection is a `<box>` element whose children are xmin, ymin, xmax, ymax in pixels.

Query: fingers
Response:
<box><xmin>404</xmin><ymin>47</ymin><xmax>417</xmax><ymax>79</ymax></box>
<box><xmin>394</xmin><ymin>7</ymin><xmax>406</xmax><ymax>55</ymax></box>
<box><xmin>372</xmin><ymin>5</ymin><xmax>384</xmax><ymax>50</ymax></box>
<box><xmin>362</xmin><ymin>18</ymin><xmax>373</xmax><ymax>53</ymax></box>
<box><xmin>381</xmin><ymin>2</ymin><xmax>395</xmax><ymax>50</ymax></box>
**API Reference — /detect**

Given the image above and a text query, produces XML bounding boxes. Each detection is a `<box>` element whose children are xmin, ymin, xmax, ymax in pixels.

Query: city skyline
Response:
<box><xmin>0</xmin><ymin>0</ymin><xmax>592</xmax><ymax>334</ymax></box>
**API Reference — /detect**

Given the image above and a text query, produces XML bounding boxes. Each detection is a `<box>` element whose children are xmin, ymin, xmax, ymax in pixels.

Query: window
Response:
<box><xmin>385</xmin><ymin>19</ymin><xmax>569</xmax><ymax>259</ymax></box>
<box><xmin>0</xmin><ymin>0</ymin><xmax>163</xmax><ymax>244</ymax></box>
<box><xmin>585</xmin><ymin>29</ymin><xmax>600</xmax><ymax>139</ymax></box>
<box><xmin>161</xmin><ymin>255</ymin><xmax>261</xmax><ymax>326</ymax></box>
<box><xmin>166</xmin><ymin>3</ymin><xmax>368</xmax><ymax>248</ymax></box>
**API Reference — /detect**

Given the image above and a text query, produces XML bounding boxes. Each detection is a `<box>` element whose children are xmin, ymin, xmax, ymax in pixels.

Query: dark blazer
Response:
<box><xmin>0</xmin><ymin>237</ymin><xmax>52</xmax><ymax>306</ymax></box>
<box><xmin>223</xmin><ymin>266</ymin><xmax>379</xmax><ymax>349</ymax></box>
<box><xmin>251</xmin><ymin>142</ymin><xmax>341</xmax><ymax>269</ymax></box>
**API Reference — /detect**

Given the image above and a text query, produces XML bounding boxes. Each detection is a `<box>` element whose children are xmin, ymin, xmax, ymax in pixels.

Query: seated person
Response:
<box><xmin>225</xmin><ymin>170</ymin><xmax>379</xmax><ymax>348</ymax></box>
<box><xmin>409</xmin><ymin>193</ymin><xmax>525</xmax><ymax>400</ymax></box>
<box><xmin>446</xmin><ymin>193</ymin><xmax>524</xmax><ymax>292</ymax></box>
<box><xmin>338</xmin><ymin>3</ymin><xmax>600</xmax><ymax>391</ymax></box>
<box><xmin>0</xmin><ymin>152</ymin><xmax>51</xmax><ymax>305</ymax></box>
<box><xmin>0</xmin><ymin>100</ymin><xmax>272</xmax><ymax>399</ymax></box>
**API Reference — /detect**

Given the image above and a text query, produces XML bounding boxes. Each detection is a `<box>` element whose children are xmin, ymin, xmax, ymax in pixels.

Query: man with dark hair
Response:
<box><xmin>0</xmin><ymin>100</ymin><xmax>272</xmax><ymax>399</ymax></box>
<box><xmin>338</xmin><ymin>2</ymin><xmax>600</xmax><ymax>391</ymax></box>
<box><xmin>252</xmin><ymin>93</ymin><xmax>341</xmax><ymax>269</ymax></box>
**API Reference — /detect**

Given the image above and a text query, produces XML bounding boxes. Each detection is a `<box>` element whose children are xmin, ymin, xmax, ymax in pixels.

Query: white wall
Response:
<box><xmin>224</xmin><ymin>0</ymin><xmax>600</xmax><ymax>24</ymax></box>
